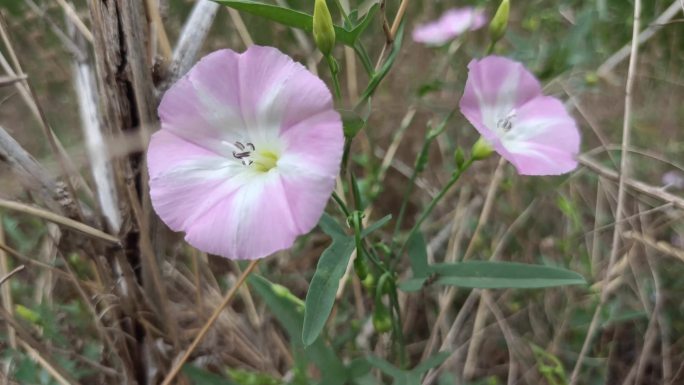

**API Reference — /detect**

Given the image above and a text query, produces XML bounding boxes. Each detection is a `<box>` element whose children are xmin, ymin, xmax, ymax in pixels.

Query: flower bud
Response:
<box><xmin>471</xmin><ymin>137</ymin><xmax>494</xmax><ymax>160</ymax></box>
<box><xmin>313</xmin><ymin>0</ymin><xmax>336</xmax><ymax>56</ymax></box>
<box><xmin>372</xmin><ymin>302</ymin><xmax>393</xmax><ymax>333</ymax></box>
<box><xmin>489</xmin><ymin>0</ymin><xmax>510</xmax><ymax>43</ymax></box>
<box><xmin>454</xmin><ymin>147</ymin><xmax>466</xmax><ymax>169</ymax></box>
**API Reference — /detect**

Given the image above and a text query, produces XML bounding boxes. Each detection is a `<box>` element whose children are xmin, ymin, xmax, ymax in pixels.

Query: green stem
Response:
<box><xmin>388</xmin><ymin>285</ymin><xmax>407</xmax><ymax>367</ymax></box>
<box><xmin>354</xmin><ymin>42</ymin><xmax>374</xmax><ymax>75</ymax></box>
<box><xmin>392</xmin><ymin>111</ymin><xmax>456</xmax><ymax>244</ymax></box>
<box><xmin>396</xmin><ymin>158</ymin><xmax>475</xmax><ymax>258</ymax></box>
<box><xmin>485</xmin><ymin>40</ymin><xmax>497</xmax><ymax>55</ymax></box>
<box><xmin>331</xmin><ymin>191</ymin><xmax>350</xmax><ymax>218</ymax></box>
<box><xmin>391</xmin><ymin>141</ymin><xmax>427</xmax><ymax>240</ymax></box>
<box><xmin>332</xmin><ymin>0</ymin><xmax>352</xmax><ymax>26</ymax></box>
<box><xmin>326</xmin><ymin>55</ymin><xmax>342</xmax><ymax>101</ymax></box>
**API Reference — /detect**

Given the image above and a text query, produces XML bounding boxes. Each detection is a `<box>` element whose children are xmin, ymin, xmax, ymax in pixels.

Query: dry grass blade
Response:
<box><xmin>0</xmin><ymin>265</ymin><xmax>24</xmax><ymax>286</ymax></box>
<box><xmin>0</xmin><ymin>199</ymin><xmax>119</xmax><ymax>245</ymax></box>
<box><xmin>570</xmin><ymin>0</ymin><xmax>642</xmax><ymax>383</ymax></box>
<box><xmin>55</xmin><ymin>0</ymin><xmax>94</xmax><ymax>43</ymax></box>
<box><xmin>0</xmin><ymin>74</ymin><xmax>26</xmax><ymax>86</ymax></box>
<box><xmin>161</xmin><ymin>259</ymin><xmax>260</xmax><ymax>385</ymax></box>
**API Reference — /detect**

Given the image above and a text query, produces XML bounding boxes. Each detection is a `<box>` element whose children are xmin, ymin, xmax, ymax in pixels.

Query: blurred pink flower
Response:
<box><xmin>662</xmin><ymin>171</ymin><xmax>684</xmax><ymax>189</ymax></box>
<box><xmin>459</xmin><ymin>56</ymin><xmax>581</xmax><ymax>175</ymax></box>
<box><xmin>147</xmin><ymin>46</ymin><xmax>343</xmax><ymax>260</ymax></box>
<box><xmin>412</xmin><ymin>7</ymin><xmax>487</xmax><ymax>45</ymax></box>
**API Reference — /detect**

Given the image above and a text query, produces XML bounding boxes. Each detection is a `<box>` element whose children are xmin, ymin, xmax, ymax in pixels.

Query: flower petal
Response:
<box><xmin>158</xmin><ymin>49</ymin><xmax>245</xmax><ymax>156</ymax></box>
<box><xmin>460</xmin><ymin>56</ymin><xmax>543</xmax><ymax>137</ymax></box>
<box><xmin>183</xmin><ymin>172</ymin><xmax>301</xmax><ymax>260</ymax></box>
<box><xmin>147</xmin><ymin>130</ymin><xmax>252</xmax><ymax>232</ymax></box>
<box><xmin>413</xmin><ymin>7</ymin><xmax>486</xmax><ymax>45</ymax></box>
<box><xmin>279</xmin><ymin>109</ymin><xmax>343</xmax><ymax>177</ymax></box>
<box><xmin>499</xmin><ymin>96</ymin><xmax>580</xmax><ymax>175</ymax></box>
<box><xmin>150</xmin><ymin>46</ymin><xmax>343</xmax><ymax>260</ymax></box>
<box><xmin>237</xmin><ymin>46</ymin><xmax>337</xmax><ymax>141</ymax></box>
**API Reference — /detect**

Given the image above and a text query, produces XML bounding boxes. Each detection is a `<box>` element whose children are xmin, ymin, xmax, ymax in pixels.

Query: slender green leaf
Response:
<box><xmin>303</xmin><ymin>215</ymin><xmax>356</xmax><ymax>345</ymax></box>
<box><xmin>360</xmin><ymin>214</ymin><xmax>392</xmax><ymax>238</ymax></box>
<box><xmin>358</xmin><ymin>21</ymin><xmax>405</xmax><ymax>103</ymax></box>
<box><xmin>432</xmin><ymin>261</ymin><xmax>586</xmax><ymax>289</ymax></box>
<box><xmin>406</xmin><ymin>232</ymin><xmax>430</xmax><ymax>279</ymax></box>
<box><xmin>213</xmin><ymin>0</ymin><xmax>378</xmax><ymax>46</ymax></box>
<box><xmin>398</xmin><ymin>277</ymin><xmax>426</xmax><ymax>292</ymax></box>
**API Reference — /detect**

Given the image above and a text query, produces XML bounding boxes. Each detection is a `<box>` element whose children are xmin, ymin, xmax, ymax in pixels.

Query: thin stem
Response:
<box><xmin>392</xmin><ymin>138</ymin><xmax>430</xmax><ymax>241</ymax></box>
<box><xmin>161</xmin><ymin>259</ymin><xmax>260</xmax><ymax>385</ymax></box>
<box><xmin>397</xmin><ymin>158</ymin><xmax>475</xmax><ymax>258</ymax></box>
<box><xmin>389</xmin><ymin>0</ymin><xmax>409</xmax><ymax>41</ymax></box>
<box><xmin>388</xmin><ymin>285</ymin><xmax>407</xmax><ymax>367</ymax></box>
<box><xmin>354</xmin><ymin>42</ymin><xmax>374</xmax><ymax>75</ymax></box>
<box><xmin>332</xmin><ymin>0</ymin><xmax>352</xmax><ymax>26</ymax></box>
<box><xmin>392</xmin><ymin>112</ymin><xmax>456</xmax><ymax>244</ymax></box>
<box><xmin>326</xmin><ymin>55</ymin><xmax>342</xmax><ymax>101</ymax></box>
<box><xmin>332</xmin><ymin>191</ymin><xmax>351</xmax><ymax>218</ymax></box>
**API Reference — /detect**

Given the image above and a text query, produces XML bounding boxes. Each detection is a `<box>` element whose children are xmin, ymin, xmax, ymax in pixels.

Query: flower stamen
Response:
<box><xmin>496</xmin><ymin>109</ymin><xmax>516</xmax><ymax>132</ymax></box>
<box><xmin>229</xmin><ymin>141</ymin><xmax>256</xmax><ymax>166</ymax></box>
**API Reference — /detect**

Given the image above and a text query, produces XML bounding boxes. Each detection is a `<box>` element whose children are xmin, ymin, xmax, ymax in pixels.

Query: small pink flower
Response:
<box><xmin>459</xmin><ymin>56</ymin><xmax>581</xmax><ymax>175</ymax></box>
<box><xmin>148</xmin><ymin>46</ymin><xmax>343</xmax><ymax>260</ymax></box>
<box><xmin>412</xmin><ymin>7</ymin><xmax>487</xmax><ymax>46</ymax></box>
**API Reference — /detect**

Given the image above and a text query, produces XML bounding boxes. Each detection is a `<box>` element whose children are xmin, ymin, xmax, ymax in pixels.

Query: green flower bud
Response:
<box><xmin>489</xmin><ymin>0</ymin><xmax>510</xmax><ymax>43</ymax></box>
<box><xmin>313</xmin><ymin>0</ymin><xmax>336</xmax><ymax>56</ymax></box>
<box><xmin>372</xmin><ymin>302</ymin><xmax>392</xmax><ymax>333</ymax></box>
<box><xmin>471</xmin><ymin>137</ymin><xmax>494</xmax><ymax>161</ymax></box>
<box><xmin>16</xmin><ymin>304</ymin><xmax>41</xmax><ymax>324</ymax></box>
<box><xmin>362</xmin><ymin>274</ymin><xmax>375</xmax><ymax>291</ymax></box>
<box><xmin>454</xmin><ymin>147</ymin><xmax>466</xmax><ymax>169</ymax></box>
<box><xmin>354</xmin><ymin>254</ymin><xmax>369</xmax><ymax>280</ymax></box>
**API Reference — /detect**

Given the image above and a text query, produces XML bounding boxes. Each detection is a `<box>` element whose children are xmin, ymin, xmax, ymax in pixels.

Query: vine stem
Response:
<box><xmin>161</xmin><ymin>259</ymin><xmax>260</xmax><ymax>385</ymax></box>
<box><xmin>396</xmin><ymin>158</ymin><xmax>475</xmax><ymax>259</ymax></box>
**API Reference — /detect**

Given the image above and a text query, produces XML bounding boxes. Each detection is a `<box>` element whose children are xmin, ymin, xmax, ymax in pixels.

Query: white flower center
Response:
<box><xmin>496</xmin><ymin>109</ymin><xmax>517</xmax><ymax>133</ymax></box>
<box><xmin>222</xmin><ymin>140</ymin><xmax>280</xmax><ymax>173</ymax></box>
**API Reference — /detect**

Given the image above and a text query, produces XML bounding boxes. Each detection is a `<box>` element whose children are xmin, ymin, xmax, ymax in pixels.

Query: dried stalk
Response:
<box><xmin>169</xmin><ymin>0</ymin><xmax>220</xmax><ymax>82</ymax></box>
<box><xmin>0</xmin><ymin>199</ymin><xmax>119</xmax><ymax>244</ymax></box>
<box><xmin>68</xmin><ymin>18</ymin><xmax>121</xmax><ymax>232</ymax></box>
<box><xmin>570</xmin><ymin>0</ymin><xmax>641</xmax><ymax>382</ymax></box>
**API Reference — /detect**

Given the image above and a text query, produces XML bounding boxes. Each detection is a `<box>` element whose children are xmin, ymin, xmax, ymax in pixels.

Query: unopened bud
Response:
<box><xmin>313</xmin><ymin>0</ymin><xmax>336</xmax><ymax>56</ymax></box>
<box><xmin>489</xmin><ymin>0</ymin><xmax>510</xmax><ymax>43</ymax></box>
<box><xmin>372</xmin><ymin>302</ymin><xmax>392</xmax><ymax>333</ymax></box>
<box><xmin>454</xmin><ymin>147</ymin><xmax>466</xmax><ymax>169</ymax></box>
<box><xmin>472</xmin><ymin>137</ymin><xmax>494</xmax><ymax>160</ymax></box>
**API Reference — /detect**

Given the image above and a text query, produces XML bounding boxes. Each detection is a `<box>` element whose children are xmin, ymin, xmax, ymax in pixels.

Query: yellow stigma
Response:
<box><xmin>253</xmin><ymin>149</ymin><xmax>279</xmax><ymax>173</ymax></box>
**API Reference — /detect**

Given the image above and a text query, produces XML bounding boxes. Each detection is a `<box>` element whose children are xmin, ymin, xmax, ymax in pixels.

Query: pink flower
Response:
<box><xmin>412</xmin><ymin>7</ymin><xmax>487</xmax><ymax>46</ymax></box>
<box><xmin>459</xmin><ymin>56</ymin><xmax>581</xmax><ymax>175</ymax></box>
<box><xmin>147</xmin><ymin>46</ymin><xmax>343</xmax><ymax>260</ymax></box>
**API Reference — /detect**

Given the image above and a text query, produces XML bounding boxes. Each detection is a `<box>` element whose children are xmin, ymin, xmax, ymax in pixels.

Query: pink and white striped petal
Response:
<box><xmin>459</xmin><ymin>56</ymin><xmax>581</xmax><ymax>176</ymax></box>
<box><xmin>413</xmin><ymin>7</ymin><xmax>487</xmax><ymax>46</ymax></box>
<box><xmin>148</xmin><ymin>46</ymin><xmax>343</xmax><ymax>260</ymax></box>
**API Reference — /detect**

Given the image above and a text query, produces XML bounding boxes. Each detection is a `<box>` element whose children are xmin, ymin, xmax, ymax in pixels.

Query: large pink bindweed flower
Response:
<box><xmin>412</xmin><ymin>7</ymin><xmax>487</xmax><ymax>46</ymax></box>
<box><xmin>459</xmin><ymin>56</ymin><xmax>581</xmax><ymax>175</ymax></box>
<box><xmin>148</xmin><ymin>46</ymin><xmax>343</xmax><ymax>260</ymax></box>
